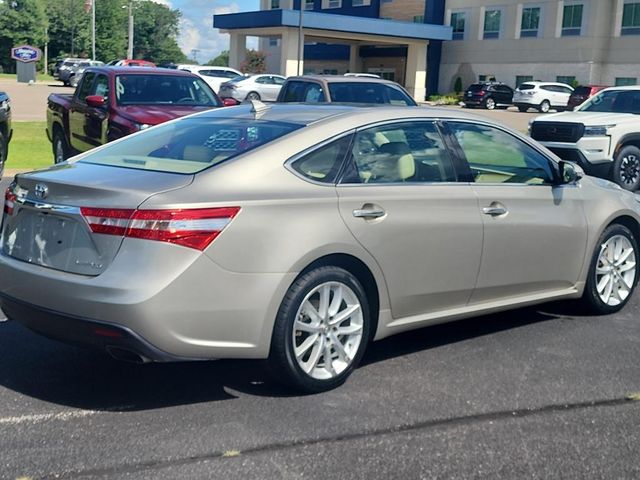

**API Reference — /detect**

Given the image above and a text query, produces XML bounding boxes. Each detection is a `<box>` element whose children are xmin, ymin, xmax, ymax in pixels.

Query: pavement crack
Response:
<box><xmin>41</xmin><ymin>395</ymin><xmax>637</xmax><ymax>479</ymax></box>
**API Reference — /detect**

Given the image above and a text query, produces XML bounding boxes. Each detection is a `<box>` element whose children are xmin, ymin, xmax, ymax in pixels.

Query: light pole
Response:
<box><xmin>297</xmin><ymin>0</ymin><xmax>304</xmax><ymax>75</ymax></box>
<box><xmin>127</xmin><ymin>1</ymin><xmax>134</xmax><ymax>59</ymax></box>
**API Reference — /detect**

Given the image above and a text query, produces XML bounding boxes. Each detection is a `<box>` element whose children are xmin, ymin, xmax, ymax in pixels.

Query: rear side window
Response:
<box><xmin>280</xmin><ymin>81</ymin><xmax>326</xmax><ymax>103</ymax></box>
<box><xmin>518</xmin><ymin>83</ymin><xmax>535</xmax><ymax>90</ymax></box>
<box><xmin>290</xmin><ymin>135</ymin><xmax>352</xmax><ymax>183</ymax></box>
<box><xmin>79</xmin><ymin>117</ymin><xmax>303</xmax><ymax>174</ymax></box>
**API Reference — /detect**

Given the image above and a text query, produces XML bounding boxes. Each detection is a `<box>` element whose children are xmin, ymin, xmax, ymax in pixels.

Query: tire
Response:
<box><xmin>484</xmin><ymin>97</ymin><xmax>496</xmax><ymax>110</ymax></box>
<box><xmin>52</xmin><ymin>127</ymin><xmax>69</xmax><ymax>164</ymax></box>
<box><xmin>269</xmin><ymin>266</ymin><xmax>371</xmax><ymax>393</ymax></box>
<box><xmin>246</xmin><ymin>91</ymin><xmax>261</xmax><ymax>101</ymax></box>
<box><xmin>538</xmin><ymin>100</ymin><xmax>551</xmax><ymax>113</ymax></box>
<box><xmin>517</xmin><ymin>106</ymin><xmax>528</xmax><ymax>112</ymax></box>
<box><xmin>0</xmin><ymin>130</ymin><xmax>6</xmax><ymax>178</ymax></box>
<box><xmin>612</xmin><ymin>145</ymin><xmax>640</xmax><ymax>191</ymax></box>
<box><xmin>581</xmin><ymin>224</ymin><xmax>639</xmax><ymax>315</ymax></box>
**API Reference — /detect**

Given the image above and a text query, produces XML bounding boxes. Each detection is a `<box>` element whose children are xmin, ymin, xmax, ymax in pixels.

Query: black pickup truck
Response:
<box><xmin>0</xmin><ymin>91</ymin><xmax>12</xmax><ymax>178</ymax></box>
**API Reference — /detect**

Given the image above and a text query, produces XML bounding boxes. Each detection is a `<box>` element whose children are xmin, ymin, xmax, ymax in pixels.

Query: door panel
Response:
<box><xmin>337</xmin><ymin>121</ymin><xmax>483</xmax><ymax>319</ymax></box>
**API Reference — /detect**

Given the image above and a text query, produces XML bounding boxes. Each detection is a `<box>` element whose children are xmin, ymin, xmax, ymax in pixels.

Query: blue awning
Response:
<box><xmin>213</xmin><ymin>9</ymin><xmax>452</xmax><ymax>42</ymax></box>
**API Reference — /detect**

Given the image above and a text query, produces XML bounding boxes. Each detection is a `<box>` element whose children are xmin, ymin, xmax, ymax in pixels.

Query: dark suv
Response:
<box><xmin>463</xmin><ymin>82</ymin><xmax>514</xmax><ymax>110</ymax></box>
<box><xmin>567</xmin><ymin>85</ymin><xmax>609</xmax><ymax>110</ymax></box>
<box><xmin>0</xmin><ymin>91</ymin><xmax>11</xmax><ymax>178</ymax></box>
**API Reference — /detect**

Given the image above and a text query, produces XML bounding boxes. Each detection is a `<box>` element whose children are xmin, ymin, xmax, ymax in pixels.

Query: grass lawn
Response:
<box><xmin>0</xmin><ymin>73</ymin><xmax>55</xmax><ymax>82</ymax></box>
<box><xmin>6</xmin><ymin>121</ymin><xmax>52</xmax><ymax>171</ymax></box>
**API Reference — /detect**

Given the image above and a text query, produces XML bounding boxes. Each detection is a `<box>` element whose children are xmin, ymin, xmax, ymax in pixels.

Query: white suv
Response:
<box><xmin>513</xmin><ymin>81</ymin><xmax>574</xmax><ymax>113</ymax></box>
<box><xmin>530</xmin><ymin>86</ymin><xmax>640</xmax><ymax>190</ymax></box>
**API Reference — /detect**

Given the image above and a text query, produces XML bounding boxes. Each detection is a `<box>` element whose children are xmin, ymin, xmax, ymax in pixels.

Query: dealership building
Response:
<box><xmin>213</xmin><ymin>0</ymin><xmax>640</xmax><ymax>99</ymax></box>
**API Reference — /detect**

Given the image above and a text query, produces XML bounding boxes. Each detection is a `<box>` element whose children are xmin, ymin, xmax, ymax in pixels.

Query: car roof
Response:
<box><xmin>520</xmin><ymin>81</ymin><xmax>572</xmax><ymax>87</ymax></box>
<box><xmin>285</xmin><ymin>75</ymin><xmax>401</xmax><ymax>86</ymax></box>
<box><xmin>191</xmin><ymin>103</ymin><xmax>503</xmax><ymax>127</ymax></box>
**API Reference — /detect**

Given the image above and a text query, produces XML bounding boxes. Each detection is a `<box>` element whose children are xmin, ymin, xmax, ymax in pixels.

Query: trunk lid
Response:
<box><xmin>1</xmin><ymin>162</ymin><xmax>193</xmax><ymax>275</ymax></box>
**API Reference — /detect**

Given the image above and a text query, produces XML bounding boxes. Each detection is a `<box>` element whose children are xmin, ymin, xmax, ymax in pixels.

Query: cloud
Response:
<box><xmin>174</xmin><ymin>0</ymin><xmax>260</xmax><ymax>64</ymax></box>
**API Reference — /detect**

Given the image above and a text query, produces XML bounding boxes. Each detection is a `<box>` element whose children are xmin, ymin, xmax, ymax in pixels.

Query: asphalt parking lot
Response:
<box><xmin>1</xmin><ymin>105</ymin><xmax>639</xmax><ymax>479</ymax></box>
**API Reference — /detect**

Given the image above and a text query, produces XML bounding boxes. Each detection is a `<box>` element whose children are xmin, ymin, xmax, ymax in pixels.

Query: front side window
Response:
<box><xmin>562</xmin><ymin>4</ymin><xmax>583</xmax><ymax>36</ymax></box>
<box><xmin>76</xmin><ymin>72</ymin><xmax>96</xmax><ymax>102</ymax></box>
<box><xmin>521</xmin><ymin>6</ymin><xmax>540</xmax><ymax>37</ymax></box>
<box><xmin>92</xmin><ymin>74</ymin><xmax>109</xmax><ymax>98</ymax></box>
<box><xmin>451</xmin><ymin>11</ymin><xmax>466</xmax><ymax>39</ymax></box>
<box><xmin>484</xmin><ymin>9</ymin><xmax>501</xmax><ymax>39</ymax></box>
<box><xmin>622</xmin><ymin>1</ymin><xmax>640</xmax><ymax>34</ymax></box>
<box><xmin>448</xmin><ymin>122</ymin><xmax>554</xmax><ymax>184</ymax></box>
<box><xmin>290</xmin><ymin>135</ymin><xmax>352</xmax><ymax>183</ymax></box>
<box><xmin>80</xmin><ymin>117</ymin><xmax>303</xmax><ymax>174</ymax></box>
<box><xmin>342</xmin><ymin>122</ymin><xmax>457</xmax><ymax>184</ymax></box>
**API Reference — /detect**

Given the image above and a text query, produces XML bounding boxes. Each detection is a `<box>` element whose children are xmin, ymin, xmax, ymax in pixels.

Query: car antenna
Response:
<box><xmin>248</xmin><ymin>99</ymin><xmax>269</xmax><ymax>118</ymax></box>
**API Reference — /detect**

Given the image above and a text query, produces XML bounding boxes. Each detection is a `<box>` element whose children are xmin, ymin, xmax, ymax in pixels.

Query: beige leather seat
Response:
<box><xmin>369</xmin><ymin>141</ymin><xmax>415</xmax><ymax>182</ymax></box>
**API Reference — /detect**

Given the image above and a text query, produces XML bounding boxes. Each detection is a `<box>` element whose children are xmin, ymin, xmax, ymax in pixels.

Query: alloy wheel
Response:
<box><xmin>595</xmin><ymin>234</ymin><xmax>637</xmax><ymax>306</ymax></box>
<box><xmin>292</xmin><ymin>281</ymin><xmax>364</xmax><ymax>380</ymax></box>
<box><xmin>485</xmin><ymin>98</ymin><xmax>495</xmax><ymax>110</ymax></box>
<box><xmin>619</xmin><ymin>154</ymin><xmax>640</xmax><ymax>186</ymax></box>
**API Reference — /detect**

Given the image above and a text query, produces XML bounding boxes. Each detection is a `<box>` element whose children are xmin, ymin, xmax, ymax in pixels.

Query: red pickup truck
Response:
<box><xmin>47</xmin><ymin>67</ymin><xmax>224</xmax><ymax>163</ymax></box>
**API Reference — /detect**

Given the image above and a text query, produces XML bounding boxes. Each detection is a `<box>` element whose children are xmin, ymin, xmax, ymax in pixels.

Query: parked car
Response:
<box><xmin>463</xmin><ymin>82</ymin><xmax>514</xmax><ymax>110</ymax></box>
<box><xmin>530</xmin><ymin>86</ymin><xmax>640</xmax><ymax>190</ymax></box>
<box><xmin>277</xmin><ymin>75</ymin><xmax>417</xmax><ymax>105</ymax></box>
<box><xmin>0</xmin><ymin>91</ymin><xmax>11</xmax><ymax>178</ymax></box>
<box><xmin>65</xmin><ymin>60</ymin><xmax>105</xmax><ymax>88</ymax></box>
<box><xmin>52</xmin><ymin>57</ymin><xmax>85</xmax><ymax>81</ymax></box>
<box><xmin>567</xmin><ymin>85</ymin><xmax>609</xmax><ymax>110</ymax></box>
<box><xmin>3</xmin><ymin>104</ymin><xmax>639</xmax><ymax>393</ymax></box>
<box><xmin>219</xmin><ymin>74</ymin><xmax>286</xmax><ymax>102</ymax></box>
<box><xmin>47</xmin><ymin>67</ymin><xmax>222</xmax><ymax>163</ymax></box>
<box><xmin>513</xmin><ymin>81</ymin><xmax>574</xmax><ymax>113</ymax></box>
<box><xmin>113</xmin><ymin>59</ymin><xmax>157</xmax><ymax>67</ymax></box>
<box><xmin>177</xmin><ymin>65</ymin><xmax>242</xmax><ymax>93</ymax></box>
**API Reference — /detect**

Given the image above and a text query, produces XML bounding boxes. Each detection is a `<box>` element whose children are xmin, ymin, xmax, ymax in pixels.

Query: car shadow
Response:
<box><xmin>0</xmin><ymin>300</ymin><xmax>582</xmax><ymax>411</ymax></box>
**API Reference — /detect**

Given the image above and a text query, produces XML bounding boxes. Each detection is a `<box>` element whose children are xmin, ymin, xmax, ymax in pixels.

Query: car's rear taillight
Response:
<box><xmin>80</xmin><ymin>207</ymin><xmax>240</xmax><ymax>251</ymax></box>
<box><xmin>3</xmin><ymin>188</ymin><xmax>16</xmax><ymax>216</ymax></box>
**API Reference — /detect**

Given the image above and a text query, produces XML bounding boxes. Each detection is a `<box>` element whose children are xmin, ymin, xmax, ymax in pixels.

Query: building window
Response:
<box><xmin>269</xmin><ymin>37</ymin><xmax>279</xmax><ymax>47</ymax></box>
<box><xmin>562</xmin><ymin>4</ymin><xmax>583</xmax><ymax>36</ymax></box>
<box><xmin>322</xmin><ymin>0</ymin><xmax>341</xmax><ymax>8</ymax></box>
<box><xmin>352</xmin><ymin>0</ymin><xmax>371</xmax><ymax>6</ymax></box>
<box><xmin>622</xmin><ymin>2</ymin><xmax>640</xmax><ymax>35</ymax></box>
<box><xmin>516</xmin><ymin>75</ymin><xmax>533</xmax><ymax>87</ymax></box>
<box><xmin>413</xmin><ymin>15</ymin><xmax>424</xmax><ymax>23</ymax></box>
<box><xmin>323</xmin><ymin>69</ymin><xmax>338</xmax><ymax>75</ymax></box>
<box><xmin>520</xmin><ymin>6</ymin><xmax>540</xmax><ymax>37</ymax></box>
<box><xmin>270</xmin><ymin>0</ymin><xmax>280</xmax><ymax>9</ymax></box>
<box><xmin>556</xmin><ymin>75</ymin><xmax>576</xmax><ymax>85</ymax></box>
<box><xmin>484</xmin><ymin>9</ymin><xmax>501</xmax><ymax>39</ymax></box>
<box><xmin>616</xmin><ymin>77</ymin><xmax>638</xmax><ymax>86</ymax></box>
<box><xmin>479</xmin><ymin>74</ymin><xmax>496</xmax><ymax>82</ymax></box>
<box><xmin>305</xmin><ymin>0</ymin><xmax>314</xmax><ymax>9</ymax></box>
<box><xmin>451</xmin><ymin>11</ymin><xmax>466</xmax><ymax>40</ymax></box>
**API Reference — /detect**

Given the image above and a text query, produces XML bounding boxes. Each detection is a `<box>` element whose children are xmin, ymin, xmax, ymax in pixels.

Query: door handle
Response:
<box><xmin>482</xmin><ymin>205</ymin><xmax>508</xmax><ymax>216</ymax></box>
<box><xmin>353</xmin><ymin>208</ymin><xmax>386</xmax><ymax>219</ymax></box>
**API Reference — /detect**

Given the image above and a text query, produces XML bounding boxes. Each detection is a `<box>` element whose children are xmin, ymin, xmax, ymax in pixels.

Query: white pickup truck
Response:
<box><xmin>530</xmin><ymin>86</ymin><xmax>640</xmax><ymax>190</ymax></box>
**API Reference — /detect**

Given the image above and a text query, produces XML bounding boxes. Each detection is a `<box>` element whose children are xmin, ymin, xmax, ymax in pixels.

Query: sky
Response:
<box><xmin>155</xmin><ymin>0</ymin><xmax>261</xmax><ymax>64</ymax></box>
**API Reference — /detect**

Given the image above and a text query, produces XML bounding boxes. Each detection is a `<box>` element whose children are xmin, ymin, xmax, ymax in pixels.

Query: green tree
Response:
<box><xmin>241</xmin><ymin>50</ymin><xmax>266</xmax><ymax>74</ymax></box>
<box><xmin>94</xmin><ymin>0</ymin><xmax>128</xmax><ymax>62</ymax></box>
<box><xmin>207</xmin><ymin>50</ymin><xmax>229</xmax><ymax>67</ymax></box>
<box><xmin>132</xmin><ymin>1</ymin><xmax>186</xmax><ymax>64</ymax></box>
<box><xmin>0</xmin><ymin>0</ymin><xmax>48</xmax><ymax>73</ymax></box>
<box><xmin>46</xmin><ymin>0</ymin><xmax>91</xmax><ymax>62</ymax></box>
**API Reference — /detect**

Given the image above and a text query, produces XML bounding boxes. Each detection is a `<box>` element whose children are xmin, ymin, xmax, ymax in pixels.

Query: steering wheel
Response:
<box><xmin>176</xmin><ymin>97</ymin><xmax>195</xmax><ymax>104</ymax></box>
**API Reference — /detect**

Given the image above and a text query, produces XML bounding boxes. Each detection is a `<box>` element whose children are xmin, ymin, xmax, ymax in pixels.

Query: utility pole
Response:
<box><xmin>92</xmin><ymin>0</ymin><xmax>96</xmax><ymax>60</ymax></box>
<box><xmin>191</xmin><ymin>49</ymin><xmax>200</xmax><ymax>63</ymax></box>
<box><xmin>127</xmin><ymin>1</ymin><xmax>134</xmax><ymax>59</ymax></box>
<box><xmin>297</xmin><ymin>0</ymin><xmax>304</xmax><ymax>75</ymax></box>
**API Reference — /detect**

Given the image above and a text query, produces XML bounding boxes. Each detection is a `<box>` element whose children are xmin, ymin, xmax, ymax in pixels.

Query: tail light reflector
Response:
<box><xmin>80</xmin><ymin>207</ymin><xmax>240</xmax><ymax>251</ymax></box>
<box><xmin>3</xmin><ymin>188</ymin><xmax>16</xmax><ymax>216</ymax></box>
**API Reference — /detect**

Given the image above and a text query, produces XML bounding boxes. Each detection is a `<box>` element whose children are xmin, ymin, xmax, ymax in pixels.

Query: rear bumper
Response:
<box><xmin>0</xmin><ymin>292</ymin><xmax>181</xmax><ymax>362</ymax></box>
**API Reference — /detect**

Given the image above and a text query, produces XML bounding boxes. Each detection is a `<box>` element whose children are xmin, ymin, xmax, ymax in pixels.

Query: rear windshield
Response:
<box><xmin>467</xmin><ymin>84</ymin><xmax>483</xmax><ymax>92</ymax></box>
<box><xmin>78</xmin><ymin>117</ymin><xmax>303</xmax><ymax>174</ymax></box>
<box><xmin>328</xmin><ymin>82</ymin><xmax>417</xmax><ymax>106</ymax></box>
<box><xmin>518</xmin><ymin>83</ymin><xmax>535</xmax><ymax>90</ymax></box>
<box><xmin>572</xmin><ymin>86</ymin><xmax>591</xmax><ymax>96</ymax></box>
<box><xmin>115</xmin><ymin>74</ymin><xmax>220</xmax><ymax>106</ymax></box>
<box><xmin>579</xmin><ymin>89</ymin><xmax>640</xmax><ymax>114</ymax></box>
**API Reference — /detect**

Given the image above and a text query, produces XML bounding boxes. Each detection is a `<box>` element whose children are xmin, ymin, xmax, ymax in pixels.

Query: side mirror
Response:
<box><xmin>85</xmin><ymin>95</ymin><xmax>106</xmax><ymax>108</ymax></box>
<box><xmin>559</xmin><ymin>160</ymin><xmax>584</xmax><ymax>184</ymax></box>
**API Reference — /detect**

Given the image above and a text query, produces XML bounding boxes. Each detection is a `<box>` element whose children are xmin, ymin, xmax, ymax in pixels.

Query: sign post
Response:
<box><xmin>11</xmin><ymin>45</ymin><xmax>42</xmax><ymax>83</ymax></box>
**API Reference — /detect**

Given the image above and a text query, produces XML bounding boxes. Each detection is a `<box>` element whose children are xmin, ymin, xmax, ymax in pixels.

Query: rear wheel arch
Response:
<box><xmin>292</xmin><ymin>253</ymin><xmax>381</xmax><ymax>343</ymax></box>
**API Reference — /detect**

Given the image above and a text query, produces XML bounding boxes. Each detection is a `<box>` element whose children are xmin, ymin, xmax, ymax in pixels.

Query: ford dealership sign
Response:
<box><xmin>11</xmin><ymin>45</ymin><xmax>41</xmax><ymax>63</ymax></box>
